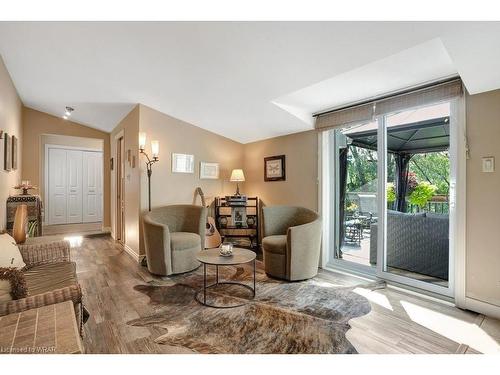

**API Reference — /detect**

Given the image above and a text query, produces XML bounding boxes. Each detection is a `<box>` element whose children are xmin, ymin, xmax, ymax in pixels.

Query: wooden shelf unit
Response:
<box><xmin>214</xmin><ymin>196</ymin><xmax>259</xmax><ymax>250</ymax></box>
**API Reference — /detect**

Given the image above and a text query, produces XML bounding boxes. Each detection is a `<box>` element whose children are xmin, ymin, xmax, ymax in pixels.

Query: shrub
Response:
<box><xmin>387</xmin><ymin>182</ymin><xmax>396</xmax><ymax>203</ymax></box>
<box><xmin>408</xmin><ymin>181</ymin><xmax>437</xmax><ymax>208</ymax></box>
<box><xmin>346</xmin><ymin>201</ymin><xmax>358</xmax><ymax>214</ymax></box>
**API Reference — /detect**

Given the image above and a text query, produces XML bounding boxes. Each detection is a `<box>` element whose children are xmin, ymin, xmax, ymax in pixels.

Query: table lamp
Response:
<box><xmin>230</xmin><ymin>169</ymin><xmax>245</xmax><ymax>196</ymax></box>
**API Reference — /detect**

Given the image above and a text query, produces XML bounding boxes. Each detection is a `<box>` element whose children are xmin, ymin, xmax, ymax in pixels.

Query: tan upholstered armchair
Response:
<box><xmin>142</xmin><ymin>205</ymin><xmax>207</xmax><ymax>276</ymax></box>
<box><xmin>0</xmin><ymin>240</ymin><xmax>85</xmax><ymax>333</ymax></box>
<box><xmin>262</xmin><ymin>206</ymin><xmax>322</xmax><ymax>281</ymax></box>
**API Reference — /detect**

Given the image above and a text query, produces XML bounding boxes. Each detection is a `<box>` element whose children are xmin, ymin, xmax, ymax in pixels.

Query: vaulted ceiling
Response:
<box><xmin>0</xmin><ymin>22</ymin><xmax>499</xmax><ymax>143</ymax></box>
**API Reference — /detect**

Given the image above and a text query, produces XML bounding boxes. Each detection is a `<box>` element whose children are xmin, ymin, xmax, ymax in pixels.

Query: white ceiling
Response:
<box><xmin>273</xmin><ymin>38</ymin><xmax>457</xmax><ymax>125</ymax></box>
<box><xmin>0</xmin><ymin>22</ymin><xmax>499</xmax><ymax>143</ymax></box>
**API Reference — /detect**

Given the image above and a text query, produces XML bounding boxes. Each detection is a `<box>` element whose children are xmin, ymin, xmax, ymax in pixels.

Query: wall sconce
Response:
<box><xmin>138</xmin><ymin>132</ymin><xmax>159</xmax><ymax>211</ymax></box>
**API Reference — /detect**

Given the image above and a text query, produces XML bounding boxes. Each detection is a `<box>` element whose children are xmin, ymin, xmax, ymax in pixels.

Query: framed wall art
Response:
<box><xmin>200</xmin><ymin>161</ymin><xmax>219</xmax><ymax>179</ymax></box>
<box><xmin>4</xmin><ymin>133</ymin><xmax>11</xmax><ymax>172</ymax></box>
<box><xmin>12</xmin><ymin>135</ymin><xmax>18</xmax><ymax>170</ymax></box>
<box><xmin>0</xmin><ymin>131</ymin><xmax>3</xmax><ymax>170</ymax></box>
<box><xmin>172</xmin><ymin>153</ymin><xmax>194</xmax><ymax>173</ymax></box>
<box><xmin>264</xmin><ymin>154</ymin><xmax>286</xmax><ymax>182</ymax></box>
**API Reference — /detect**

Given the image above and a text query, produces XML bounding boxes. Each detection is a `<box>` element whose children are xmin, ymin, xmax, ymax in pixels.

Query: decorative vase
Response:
<box><xmin>219</xmin><ymin>243</ymin><xmax>233</xmax><ymax>257</ymax></box>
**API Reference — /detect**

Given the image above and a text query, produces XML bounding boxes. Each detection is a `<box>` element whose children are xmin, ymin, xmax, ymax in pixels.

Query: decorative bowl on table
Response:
<box><xmin>219</xmin><ymin>243</ymin><xmax>234</xmax><ymax>257</ymax></box>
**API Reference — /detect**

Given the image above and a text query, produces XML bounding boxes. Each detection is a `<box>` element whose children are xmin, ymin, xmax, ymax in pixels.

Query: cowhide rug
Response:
<box><xmin>128</xmin><ymin>264</ymin><xmax>384</xmax><ymax>354</ymax></box>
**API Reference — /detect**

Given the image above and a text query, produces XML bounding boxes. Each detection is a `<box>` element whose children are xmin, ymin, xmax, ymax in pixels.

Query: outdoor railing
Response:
<box><xmin>406</xmin><ymin>195</ymin><xmax>449</xmax><ymax>214</ymax></box>
<box><xmin>346</xmin><ymin>192</ymin><xmax>449</xmax><ymax>215</ymax></box>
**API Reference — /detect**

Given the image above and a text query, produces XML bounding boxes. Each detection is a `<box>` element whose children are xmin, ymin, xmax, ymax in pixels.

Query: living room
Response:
<box><xmin>1</xmin><ymin>1</ymin><xmax>500</xmax><ymax>373</ymax></box>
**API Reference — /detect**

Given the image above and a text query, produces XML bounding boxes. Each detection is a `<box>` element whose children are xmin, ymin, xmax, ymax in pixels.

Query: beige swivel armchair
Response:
<box><xmin>262</xmin><ymin>206</ymin><xmax>322</xmax><ymax>281</ymax></box>
<box><xmin>142</xmin><ymin>205</ymin><xmax>206</xmax><ymax>276</ymax></box>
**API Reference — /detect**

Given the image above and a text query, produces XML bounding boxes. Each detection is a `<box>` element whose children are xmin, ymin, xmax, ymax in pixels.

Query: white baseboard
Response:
<box><xmin>123</xmin><ymin>244</ymin><xmax>140</xmax><ymax>263</ymax></box>
<box><xmin>465</xmin><ymin>297</ymin><xmax>500</xmax><ymax>319</ymax></box>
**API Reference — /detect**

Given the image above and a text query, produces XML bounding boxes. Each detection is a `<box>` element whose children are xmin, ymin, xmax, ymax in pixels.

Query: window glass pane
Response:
<box><xmin>383</xmin><ymin>102</ymin><xmax>450</xmax><ymax>287</ymax></box>
<box><xmin>334</xmin><ymin>120</ymin><xmax>379</xmax><ymax>269</ymax></box>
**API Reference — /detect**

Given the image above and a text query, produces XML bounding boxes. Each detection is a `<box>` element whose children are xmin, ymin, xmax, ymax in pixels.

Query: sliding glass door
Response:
<box><xmin>328</xmin><ymin>100</ymin><xmax>455</xmax><ymax>297</ymax></box>
<box><xmin>377</xmin><ymin>102</ymin><xmax>453</xmax><ymax>296</ymax></box>
<box><xmin>331</xmin><ymin>119</ymin><xmax>380</xmax><ymax>274</ymax></box>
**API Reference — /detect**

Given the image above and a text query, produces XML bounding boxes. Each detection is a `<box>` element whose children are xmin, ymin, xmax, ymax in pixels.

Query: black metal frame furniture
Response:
<box><xmin>214</xmin><ymin>196</ymin><xmax>259</xmax><ymax>249</ymax></box>
<box><xmin>344</xmin><ymin>218</ymin><xmax>363</xmax><ymax>244</ymax></box>
<box><xmin>195</xmin><ymin>248</ymin><xmax>256</xmax><ymax>308</ymax></box>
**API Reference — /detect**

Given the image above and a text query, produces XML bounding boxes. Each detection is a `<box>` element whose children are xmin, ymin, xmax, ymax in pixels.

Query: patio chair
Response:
<box><xmin>358</xmin><ymin>193</ymin><xmax>378</xmax><ymax>227</ymax></box>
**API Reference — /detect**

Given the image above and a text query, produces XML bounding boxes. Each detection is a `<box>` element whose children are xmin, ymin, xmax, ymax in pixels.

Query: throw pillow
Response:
<box><xmin>0</xmin><ymin>267</ymin><xmax>28</xmax><ymax>302</ymax></box>
<box><xmin>0</xmin><ymin>233</ymin><xmax>26</xmax><ymax>269</ymax></box>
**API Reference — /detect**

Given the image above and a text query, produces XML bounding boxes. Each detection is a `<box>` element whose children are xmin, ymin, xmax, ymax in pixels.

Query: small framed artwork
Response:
<box><xmin>200</xmin><ymin>162</ymin><xmax>219</xmax><ymax>179</ymax></box>
<box><xmin>264</xmin><ymin>154</ymin><xmax>286</xmax><ymax>181</ymax></box>
<box><xmin>172</xmin><ymin>153</ymin><xmax>194</xmax><ymax>173</ymax></box>
<box><xmin>0</xmin><ymin>131</ymin><xmax>4</xmax><ymax>170</ymax></box>
<box><xmin>12</xmin><ymin>135</ymin><xmax>18</xmax><ymax>170</ymax></box>
<box><xmin>4</xmin><ymin>133</ymin><xmax>11</xmax><ymax>172</ymax></box>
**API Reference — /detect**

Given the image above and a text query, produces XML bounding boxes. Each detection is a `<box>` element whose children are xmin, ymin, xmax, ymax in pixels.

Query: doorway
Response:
<box><xmin>44</xmin><ymin>135</ymin><xmax>104</xmax><ymax>230</ymax></box>
<box><xmin>323</xmin><ymin>97</ymin><xmax>463</xmax><ymax>298</ymax></box>
<box><xmin>116</xmin><ymin>136</ymin><xmax>125</xmax><ymax>244</ymax></box>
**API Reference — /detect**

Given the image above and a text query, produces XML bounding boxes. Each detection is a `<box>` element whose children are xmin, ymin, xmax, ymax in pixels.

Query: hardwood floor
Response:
<box><xmin>69</xmin><ymin>235</ymin><xmax>500</xmax><ymax>354</ymax></box>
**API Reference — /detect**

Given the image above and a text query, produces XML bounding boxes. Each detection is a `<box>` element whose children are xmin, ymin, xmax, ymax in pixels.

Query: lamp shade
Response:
<box><xmin>138</xmin><ymin>132</ymin><xmax>147</xmax><ymax>150</ymax></box>
<box><xmin>230</xmin><ymin>169</ymin><xmax>245</xmax><ymax>182</ymax></box>
<box><xmin>151</xmin><ymin>140</ymin><xmax>159</xmax><ymax>158</ymax></box>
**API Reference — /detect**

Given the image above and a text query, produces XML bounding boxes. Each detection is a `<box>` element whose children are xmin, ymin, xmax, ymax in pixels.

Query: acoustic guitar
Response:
<box><xmin>193</xmin><ymin>187</ymin><xmax>222</xmax><ymax>249</ymax></box>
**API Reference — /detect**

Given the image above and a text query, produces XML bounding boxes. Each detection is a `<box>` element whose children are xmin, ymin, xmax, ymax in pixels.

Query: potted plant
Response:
<box><xmin>408</xmin><ymin>181</ymin><xmax>437</xmax><ymax>211</ymax></box>
<box><xmin>345</xmin><ymin>200</ymin><xmax>358</xmax><ymax>216</ymax></box>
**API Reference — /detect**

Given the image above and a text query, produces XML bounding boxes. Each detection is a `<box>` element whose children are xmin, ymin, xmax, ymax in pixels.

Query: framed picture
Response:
<box><xmin>12</xmin><ymin>135</ymin><xmax>18</xmax><ymax>170</ymax></box>
<box><xmin>0</xmin><ymin>131</ymin><xmax>4</xmax><ymax>170</ymax></box>
<box><xmin>200</xmin><ymin>162</ymin><xmax>219</xmax><ymax>179</ymax></box>
<box><xmin>172</xmin><ymin>153</ymin><xmax>194</xmax><ymax>173</ymax></box>
<box><xmin>4</xmin><ymin>133</ymin><xmax>11</xmax><ymax>172</ymax></box>
<box><xmin>264</xmin><ymin>154</ymin><xmax>286</xmax><ymax>181</ymax></box>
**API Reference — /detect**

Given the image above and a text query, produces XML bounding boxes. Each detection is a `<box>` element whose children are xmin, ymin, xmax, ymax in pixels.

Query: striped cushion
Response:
<box><xmin>24</xmin><ymin>262</ymin><xmax>78</xmax><ymax>296</ymax></box>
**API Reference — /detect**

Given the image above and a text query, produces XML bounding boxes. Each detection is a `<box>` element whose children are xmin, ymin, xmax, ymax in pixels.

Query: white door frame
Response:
<box><xmin>111</xmin><ymin>130</ymin><xmax>125</xmax><ymax>241</ymax></box>
<box><xmin>44</xmin><ymin>144</ymin><xmax>103</xmax><ymax>225</ymax></box>
<box><xmin>320</xmin><ymin>98</ymin><xmax>467</xmax><ymax>302</ymax></box>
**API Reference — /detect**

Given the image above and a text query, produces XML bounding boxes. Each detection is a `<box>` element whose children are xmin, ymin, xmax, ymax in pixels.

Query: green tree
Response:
<box><xmin>346</xmin><ymin>146</ymin><xmax>378</xmax><ymax>192</ymax></box>
<box><xmin>409</xmin><ymin>152</ymin><xmax>450</xmax><ymax>195</ymax></box>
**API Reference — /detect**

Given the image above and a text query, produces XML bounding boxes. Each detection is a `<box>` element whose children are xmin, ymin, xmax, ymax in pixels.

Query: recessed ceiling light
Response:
<box><xmin>64</xmin><ymin>106</ymin><xmax>74</xmax><ymax>117</ymax></box>
<box><xmin>63</xmin><ymin>115</ymin><xmax>68</xmax><ymax>120</ymax></box>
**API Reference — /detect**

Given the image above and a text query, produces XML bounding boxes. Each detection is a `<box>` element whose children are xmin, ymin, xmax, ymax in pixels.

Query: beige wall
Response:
<box><xmin>110</xmin><ymin>105</ymin><xmax>141</xmax><ymax>256</ymax></box>
<box><xmin>466</xmin><ymin>89</ymin><xmax>500</xmax><ymax>307</ymax></box>
<box><xmin>243</xmin><ymin>130</ymin><xmax>318</xmax><ymax>211</ymax></box>
<box><xmin>22</xmin><ymin>107</ymin><xmax>111</xmax><ymax>228</ymax></box>
<box><xmin>0</xmin><ymin>56</ymin><xmax>22</xmax><ymax>230</ymax></box>
<box><xmin>139</xmin><ymin>104</ymin><xmax>244</xmax><ymax>209</ymax></box>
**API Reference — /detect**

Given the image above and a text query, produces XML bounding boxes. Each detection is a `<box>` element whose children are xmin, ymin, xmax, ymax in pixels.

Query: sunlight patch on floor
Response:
<box><xmin>401</xmin><ymin>300</ymin><xmax>500</xmax><ymax>354</ymax></box>
<box><xmin>311</xmin><ymin>280</ymin><xmax>346</xmax><ymax>288</ymax></box>
<box><xmin>64</xmin><ymin>236</ymin><xmax>83</xmax><ymax>247</ymax></box>
<box><xmin>353</xmin><ymin>287</ymin><xmax>393</xmax><ymax>311</ymax></box>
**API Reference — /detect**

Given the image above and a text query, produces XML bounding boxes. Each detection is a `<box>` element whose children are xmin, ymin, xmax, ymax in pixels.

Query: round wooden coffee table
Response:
<box><xmin>195</xmin><ymin>248</ymin><xmax>256</xmax><ymax>308</ymax></box>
